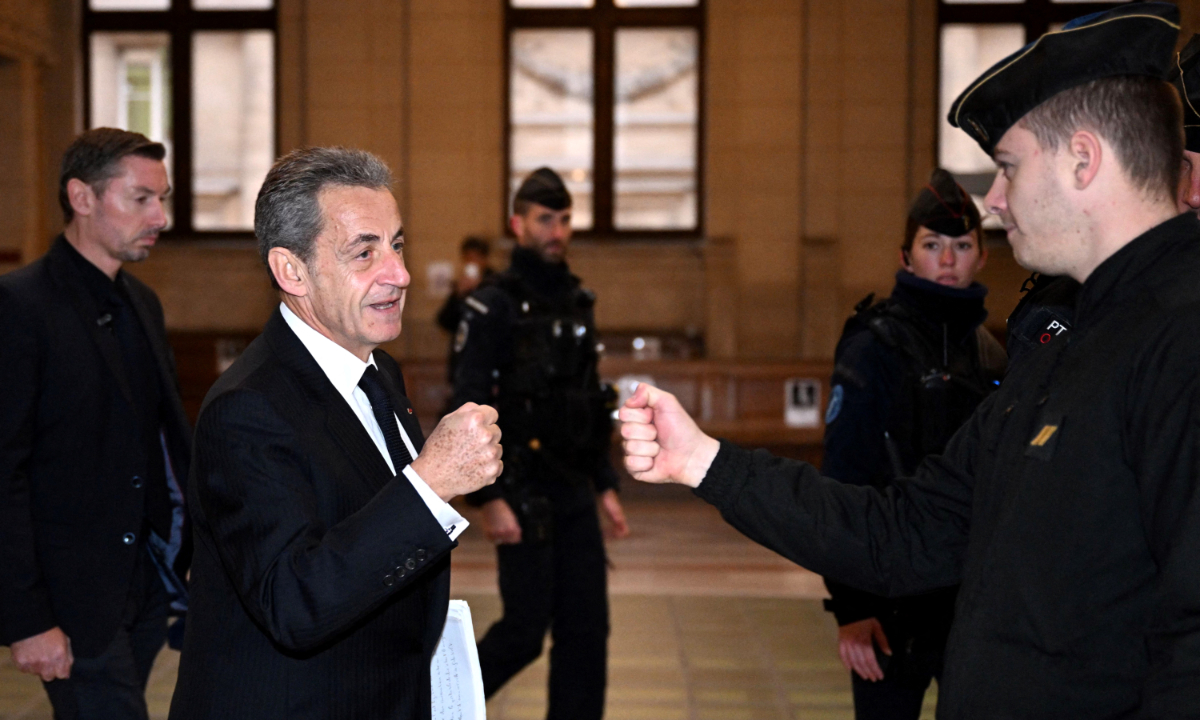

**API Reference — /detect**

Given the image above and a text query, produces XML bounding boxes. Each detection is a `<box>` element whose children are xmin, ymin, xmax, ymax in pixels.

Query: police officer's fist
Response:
<box><xmin>412</xmin><ymin>403</ymin><xmax>502</xmax><ymax>501</ymax></box>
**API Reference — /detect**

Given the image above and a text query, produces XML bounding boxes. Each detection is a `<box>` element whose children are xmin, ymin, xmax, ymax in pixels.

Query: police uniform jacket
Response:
<box><xmin>692</xmin><ymin>212</ymin><xmax>1200</xmax><ymax>718</ymax></box>
<box><xmin>450</xmin><ymin>246</ymin><xmax>618</xmax><ymax>513</ymax></box>
<box><xmin>822</xmin><ymin>272</ymin><xmax>1004</xmax><ymax>633</ymax></box>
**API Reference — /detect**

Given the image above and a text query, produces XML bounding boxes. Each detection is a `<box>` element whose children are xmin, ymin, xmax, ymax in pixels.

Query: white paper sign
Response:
<box><xmin>784</xmin><ymin>378</ymin><xmax>821</xmax><ymax>429</ymax></box>
<box><xmin>431</xmin><ymin>600</ymin><xmax>486</xmax><ymax>720</ymax></box>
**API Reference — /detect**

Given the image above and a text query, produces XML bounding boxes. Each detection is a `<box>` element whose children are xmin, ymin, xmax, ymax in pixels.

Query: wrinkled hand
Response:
<box><xmin>481</xmin><ymin>498</ymin><xmax>522</xmax><ymax>545</ymax></box>
<box><xmin>412</xmin><ymin>402</ymin><xmax>502</xmax><ymax>501</ymax></box>
<box><xmin>11</xmin><ymin>627</ymin><xmax>73</xmax><ymax>682</ymax></box>
<box><xmin>837</xmin><ymin>618</ymin><xmax>892</xmax><ymax>682</ymax></box>
<box><xmin>598</xmin><ymin>489</ymin><xmax>629</xmax><ymax>540</ymax></box>
<box><xmin>618</xmin><ymin>383</ymin><xmax>720</xmax><ymax>488</ymax></box>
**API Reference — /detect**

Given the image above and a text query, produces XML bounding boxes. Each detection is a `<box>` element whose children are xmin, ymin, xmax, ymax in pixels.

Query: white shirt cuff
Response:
<box><xmin>402</xmin><ymin>464</ymin><xmax>469</xmax><ymax>541</ymax></box>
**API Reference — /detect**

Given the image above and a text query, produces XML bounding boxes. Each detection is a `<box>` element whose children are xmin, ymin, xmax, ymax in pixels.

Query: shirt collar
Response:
<box><xmin>60</xmin><ymin>235</ymin><xmax>122</xmax><ymax>308</ymax></box>
<box><xmin>279</xmin><ymin>302</ymin><xmax>377</xmax><ymax>399</ymax></box>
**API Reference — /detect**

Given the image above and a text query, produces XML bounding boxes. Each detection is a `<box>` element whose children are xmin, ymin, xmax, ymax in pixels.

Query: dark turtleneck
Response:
<box><xmin>891</xmin><ymin>270</ymin><xmax>988</xmax><ymax>343</ymax></box>
<box><xmin>509</xmin><ymin>245</ymin><xmax>572</xmax><ymax>298</ymax></box>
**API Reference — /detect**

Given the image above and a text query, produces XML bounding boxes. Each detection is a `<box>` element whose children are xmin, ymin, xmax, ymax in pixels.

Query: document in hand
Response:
<box><xmin>431</xmin><ymin>599</ymin><xmax>486</xmax><ymax>720</ymax></box>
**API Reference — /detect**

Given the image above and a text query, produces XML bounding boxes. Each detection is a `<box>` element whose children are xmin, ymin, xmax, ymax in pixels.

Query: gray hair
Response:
<box><xmin>255</xmin><ymin>147</ymin><xmax>394</xmax><ymax>286</ymax></box>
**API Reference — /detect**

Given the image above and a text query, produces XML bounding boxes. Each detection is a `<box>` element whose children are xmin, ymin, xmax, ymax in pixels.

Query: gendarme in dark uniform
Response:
<box><xmin>450</xmin><ymin>168</ymin><xmax>623</xmax><ymax>720</ymax></box>
<box><xmin>822</xmin><ymin>170</ymin><xmax>1006</xmax><ymax>718</ymax></box>
<box><xmin>635</xmin><ymin>5</ymin><xmax>1200</xmax><ymax>717</ymax></box>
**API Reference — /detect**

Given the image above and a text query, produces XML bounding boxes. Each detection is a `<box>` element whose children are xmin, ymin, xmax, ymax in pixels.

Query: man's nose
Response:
<box><xmin>150</xmin><ymin>198</ymin><xmax>168</xmax><ymax>228</ymax></box>
<box><xmin>984</xmin><ymin>170</ymin><xmax>1006</xmax><ymax>217</ymax></box>
<box><xmin>382</xmin><ymin>247</ymin><xmax>411</xmax><ymax>287</ymax></box>
<box><xmin>1187</xmin><ymin>173</ymin><xmax>1200</xmax><ymax>210</ymax></box>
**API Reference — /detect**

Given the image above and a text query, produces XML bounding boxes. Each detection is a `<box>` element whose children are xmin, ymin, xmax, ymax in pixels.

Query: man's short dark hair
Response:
<box><xmin>254</xmin><ymin>147</ymin><xmax>393</xmax><ymax>289</ymax></box>
<box><xmin>59</xmin><ymin>128</ymin><xmax>166</xmax><ymax>223</ymax></box>
<box><xmin>1018</xmin><ymin>76</ymin><xmax>1183</xmax><ymax>202</ymax></box>
<box><xmin>461</xmin><ymin>236</ymin><xmax>490</xmax><ymax>257</ymax></box>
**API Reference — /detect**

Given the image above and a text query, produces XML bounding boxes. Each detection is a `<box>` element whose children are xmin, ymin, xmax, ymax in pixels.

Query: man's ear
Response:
<box><xmin>268</xmin><ymin>247</ymin><xmax>309</xmax><ymax>297</ymax></box>
<box><xmin>67</xmin><ymin>178</ymin><xmax>97</xmax><ymax>219</ymax></box>
<box><xmin>899</xmin><ymin>248</ymin><xmax>913</xmax><ymax>273</ymax></box>
<box><xmin>509</xmin><ymin>213</ymin><xmax>524</xmax><ymax>239</ymax></box>
<box><xmin>1068</xmin><ymin>130</ymin><xmax>1103</xmax><ymax>190</ymax></box>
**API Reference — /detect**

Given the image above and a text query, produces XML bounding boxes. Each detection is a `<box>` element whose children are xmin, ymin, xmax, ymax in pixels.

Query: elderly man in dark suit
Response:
<box><xmin>168</xmin><ymin>147</ymin><xmax>503</xmax><ymax>720</ymax></box>
<box><xmin>0</xmin><ymin>128</ymin><xmax>192</xmax><ymax>718</ymax></box>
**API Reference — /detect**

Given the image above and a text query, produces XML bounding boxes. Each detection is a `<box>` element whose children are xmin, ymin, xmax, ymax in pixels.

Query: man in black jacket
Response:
<box><xmin>169</xmin><ymin>147</ymin><xmax>503</xmax><ymax>720</ymax></box>
<box><xmin>621</xmin><ymin>5</ymin><xmax>1200</xmax><ymax>717</ymax></box>
<box><xmin>450</xmin><ymin>167</ymin><xmax>628</xmax><ymax>720</ymax></box>
<box><xmin>0</xmin><ymin>128</ymin><xmax>192</xmax><ymax>718</ymax></box>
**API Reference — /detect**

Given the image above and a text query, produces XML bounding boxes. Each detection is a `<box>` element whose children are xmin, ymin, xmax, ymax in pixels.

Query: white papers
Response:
<box><xmin>431</xmin><ymin>600</ymin><xmax>486</xmax><ymax>720</ymax></box>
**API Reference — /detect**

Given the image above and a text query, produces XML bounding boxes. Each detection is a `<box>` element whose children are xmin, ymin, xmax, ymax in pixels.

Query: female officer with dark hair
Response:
<box><xmin>821</xmin><ymin>169</ymin><xmax>1006</xmax><ymax>719</ymax></box>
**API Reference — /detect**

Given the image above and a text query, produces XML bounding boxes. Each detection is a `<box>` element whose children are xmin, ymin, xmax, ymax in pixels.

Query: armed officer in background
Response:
<box><xmin>822</xmin><ymin>169</ymin><xmax>1005</xmax><ymax>719</ymax></box>
<box><xmin>450</xmin><ymin>167</ymin><xmax>629</xmax><ymax>720</ymax></box>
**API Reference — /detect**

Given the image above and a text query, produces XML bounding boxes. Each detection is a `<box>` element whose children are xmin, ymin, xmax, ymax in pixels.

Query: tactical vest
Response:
<box><xmin>838</xmin><ymin>294</ymin><xmax>1002</xmax><ymax>481</ymax></box>
<box><xmin>493</xmin><ymin>273</ymin><xmax>614</xmax><ymax>467</ymax></box>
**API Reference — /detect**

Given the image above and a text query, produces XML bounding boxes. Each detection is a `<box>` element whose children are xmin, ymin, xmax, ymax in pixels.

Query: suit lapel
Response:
<box><xmin>265</xmin><ymin>310</ymin><xmax>397</xmax><ymax>492</ymax></box>
<box><xmin>122</xmin><ymin>277</ymin><xmax>191</xmax><ymax>436</ymax></box>
<box><xmin>46</xmin><ymin>241</ymin><xmax>137</xmax><ymax>411</ymax></box>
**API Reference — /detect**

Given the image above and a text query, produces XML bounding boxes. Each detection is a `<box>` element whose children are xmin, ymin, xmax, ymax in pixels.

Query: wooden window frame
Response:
<box><xmin>83</xmin><ymin>1</ymin><xmax>279</xmax><ymax>240</ymax></box>
<box><xmin>504</xmin><ymin>0</ymin><xmax>706</xmax><ymax>240</ymax></box>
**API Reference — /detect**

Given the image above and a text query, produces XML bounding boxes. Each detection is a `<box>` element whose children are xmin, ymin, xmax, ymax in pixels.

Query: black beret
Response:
<box><xmin>514</xmin><ymin>166</ymin><xmax>571</xmax><ymax>212</ymax></box>
<box><xmin>949</xmin><ymin>3</ymin><xmax>1179</xmax><ymax>157</ymax></box>
<box><xmin>1170</xmin><ymin>34</ymin><xmax>1200</xmax><ymax>153</ymax></box>
<box><xmin>910</xmin><ymin>169</ymin><xmax>980</xmax><ymax>238</ymax></box>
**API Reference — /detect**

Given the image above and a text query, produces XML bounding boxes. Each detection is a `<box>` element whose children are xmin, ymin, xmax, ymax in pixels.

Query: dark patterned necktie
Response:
<box><xmin>358</xmin><ymin>365</ymin><xmax>413</xmax><ymax>472</ymax></box>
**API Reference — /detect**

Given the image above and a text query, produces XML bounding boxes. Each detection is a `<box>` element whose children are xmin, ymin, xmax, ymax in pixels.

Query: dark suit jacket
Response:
<box><xmin>0</xmin><ymin>236</ymin><xmax>192</xmax><ymax>657</ymax></box>
<box><xmin>169</xmin><ymin>309</ymin><xmax>457</xmax><ymax>720</ymax></box>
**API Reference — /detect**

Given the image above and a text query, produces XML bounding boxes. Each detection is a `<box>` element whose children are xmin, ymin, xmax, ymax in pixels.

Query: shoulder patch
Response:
<box><xmin>825</xmin><ymin>384</ymin><xmax>844</xmax><ymax>424</ymax></box>
<box><xmin>464</xmin><ymin>296</ymin><xmax>489</xmax><ymax>315</ymax></box>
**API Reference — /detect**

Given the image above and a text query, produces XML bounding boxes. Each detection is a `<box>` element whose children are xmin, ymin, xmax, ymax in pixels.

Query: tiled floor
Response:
<box><xmin>0</xmin><ymin>488</ymin><xmax>936</xmax><ymax>719</ymax></box>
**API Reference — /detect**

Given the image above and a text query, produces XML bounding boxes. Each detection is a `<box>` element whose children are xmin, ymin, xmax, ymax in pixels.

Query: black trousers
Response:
<box><xmin>476</xmin><ymin>502</ymin><xmax>610</xmax><ymax>720</ymax></box>
<box><xmin>43</xmin><ymin>547</ymin><xmax>169</xmax><ymax>720</ymax></box>
<box><xmin>849</xmin><ymin>618</ymin><xmax>945</xmax><ymax>720</ymax></box>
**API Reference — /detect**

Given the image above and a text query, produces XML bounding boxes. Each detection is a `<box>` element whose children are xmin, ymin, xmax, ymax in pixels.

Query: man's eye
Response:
<box><xmin>358</xmin><ymin>250</ymin><xmax>371</xmax><ymax>260</ymax></box>
<box><xmin>392</xmin><ymin>242</ymin><xmax>403</xmax><ymax>252</ymax></box>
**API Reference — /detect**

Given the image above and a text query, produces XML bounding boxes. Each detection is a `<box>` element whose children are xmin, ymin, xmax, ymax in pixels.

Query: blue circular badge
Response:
<box><xmin>825</xmin><ymin>384</ymin><xmax>844</xmax><ymax>424</ymax></box>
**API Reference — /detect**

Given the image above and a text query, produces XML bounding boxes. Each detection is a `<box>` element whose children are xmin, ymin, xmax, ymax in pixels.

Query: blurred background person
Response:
<box><xmin>821</xmin><ymin>168</ymin><xmax>1005</xmax><ymax>719</ymax></box>
<box><xmin>437</xmin><ymin>236</ymin><xmax>495</xmax><ymax>383</ymax></box>
<box><xmin>449</xmin><ymin>167</ymin><xmax>628</xmax><ymax>720</ymax></box>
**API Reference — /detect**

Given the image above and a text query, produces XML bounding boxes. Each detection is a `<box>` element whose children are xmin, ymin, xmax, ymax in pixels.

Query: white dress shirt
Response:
<box><xmin>280</xmin><ymin>303</ymin><xmax>467</xmax><ymax>540</ymax></box>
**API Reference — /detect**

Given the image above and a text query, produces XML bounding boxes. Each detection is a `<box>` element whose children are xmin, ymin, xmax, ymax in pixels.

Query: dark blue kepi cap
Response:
<box><xmin>514</xmin><ymin>167</ymin><xmax>571</xmax><ymax>212</ymax></box>
<box><xmin>949</xmin><ymin>2</ymin><xmax>1180</xmax><ymax>157</ymax></box>
<box><xmin>1170</xmin><ymin>34</ymin><xmax>1200</xmax><ymax>153</ymax></box>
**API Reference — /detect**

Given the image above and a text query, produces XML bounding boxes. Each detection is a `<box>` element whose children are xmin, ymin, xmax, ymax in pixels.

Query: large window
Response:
<box><xmin>85</xmin><ymin>0</ymin><xmax>277</xmax><ymax>236</ymax></box>
<box><xmin>507</xmin><ymin>0</ymin><xmax>703</xmax><ymax>237</ymax></box>
<box><xmin>937</xmin><ymin>0</ymin><xmax>1127</xmax><ymax>198</ymax></box>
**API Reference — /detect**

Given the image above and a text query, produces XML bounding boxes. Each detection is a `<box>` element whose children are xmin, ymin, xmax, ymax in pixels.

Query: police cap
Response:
<box><xmin>948</xmin><ymin>3</ymin><xmax>1180</xmax><ymax>157</ymax></box>
<box><xmin>514</xmin><ymin>167</ymin><xmax>571</xmax><ymax>212</ymax></box>
<box><xmin>910</xmin><ymin>169</ymin><xmax>980</xmax><ymax>238</ymax></box>
<box><xmin>1170</xmin><ymin>34</ymin><xmax>1200</xmax><ymax>153</ymax></box>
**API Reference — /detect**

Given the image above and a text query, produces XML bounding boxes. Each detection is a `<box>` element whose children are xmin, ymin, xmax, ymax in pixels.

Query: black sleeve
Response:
<box><xmin>0</xmin><ymin>288</ymin><xmax>56</xmax><ymax>645</ymax></box>
<box><xmin>694</xmin><ymin>395</ymin><xmax>989</xmax><ymax>598</ymax></box>
<box><xmin>820</xmin><ymin>331</ymin><xmax>903</xmax><ymax>623</ymax></box>
<box><xmin>191</xmin><ymin>389</ymin><xmax>456</xmax><ymax>654</ymax></box>
<box><xmin>821</xmin><ymin>331</ymin><xmax>900</xmax><ymax>487</ymax></box>
<box><xmin>435</xmin><ymin>294</ymin><xmax>463</xmax><ymax>333</ymax></box>
<box><xmin>449</xmin><ymin>288</ymin><xmax>509</xmax><ymax>506</ymax></box>
<box><xmin>1126</xmin><ymin>320</ymin><xmax>1200</xmax><ymax>713</ymax></box>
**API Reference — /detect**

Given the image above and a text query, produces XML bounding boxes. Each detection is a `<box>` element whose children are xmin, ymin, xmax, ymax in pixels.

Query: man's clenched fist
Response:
<box><xmin>412</xmin><ymin>402</ymin><xmax>503</xmax><ymax>501</ymax></box>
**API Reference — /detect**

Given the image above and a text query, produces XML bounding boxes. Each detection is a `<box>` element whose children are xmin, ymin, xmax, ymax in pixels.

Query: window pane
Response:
<box><xmin>90</xmin><ymin>0</ymin><xmax>169</xmax><ymax>10</ymax></box>
<box><xmin>511</xmin><ymin>0</ymin><xmax>594</xmax><ymax>7</ymax></box>
<box><xmin>510</xmin><ymin>29</ymin><xmax>594</xmax><ymax>229</ymax></box>
<box><xmin>615</xmin><ymin>0</ymin><xmax>699</xmax><ymax>6</ymax></box>
<box><xmin>613</xmin><ymin>28</ymin><xmax>697</xmax><ymax>230</ymax></box>
<box><xmin>192</xmin><ymin>31</ymin><xmax>275</xmax><ymax>231</ymax></box>
<box><xmin>89</xmin><ymin>32</ymin><xmax>173</xmax><ymax>224</ymax></box>
<box><xmin>939</xmin><ymin>24</ymin><xmax>1024</xmax><ymax>178</ymax></box>
<box><xmin>193</xmin><ymin>0</ymin><xmax>274</xmax><ymax>8</ymax></box>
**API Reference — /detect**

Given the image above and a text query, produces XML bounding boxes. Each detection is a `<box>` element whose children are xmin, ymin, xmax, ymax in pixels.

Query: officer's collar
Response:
<box><xmin>509</xmin><ymin>245</ymin><xmax>573</xmax><ymax>296</ymax></box>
